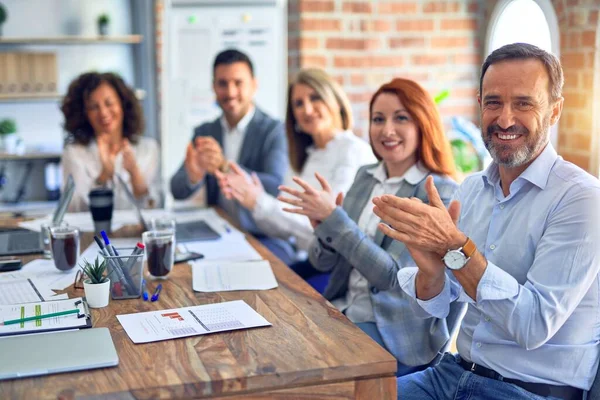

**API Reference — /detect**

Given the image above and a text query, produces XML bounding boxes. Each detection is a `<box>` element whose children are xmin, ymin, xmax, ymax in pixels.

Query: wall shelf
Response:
<box><xmin>0</xmin><ymin>89</ymin><xmax>145</xmax><ymax>103</ymax></box>
<box><xmin>0</xmin><ymin>152</ymin><xmax>62</xmax><ymax>161</ymax></box>
<box><xmin>0</xmin><ymin>93</ymin><xmax>62</xmax><ymax>103</ymax></box>
<box><xmin>0</xmin><ymin>35</ymin><xmax>143</xmax><ymax>45</ymax></box>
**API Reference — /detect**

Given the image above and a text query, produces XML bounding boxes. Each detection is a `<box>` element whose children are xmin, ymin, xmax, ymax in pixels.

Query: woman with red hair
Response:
<box><xmin>278</xmin><ymin>78</ymin><xmax>464</xmax><ymax>375</ymax></box>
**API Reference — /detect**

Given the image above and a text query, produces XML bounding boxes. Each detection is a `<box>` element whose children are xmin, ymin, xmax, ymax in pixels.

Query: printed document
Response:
<box><xmin>117</xmin><ymin>300</ymin><xmax>271</xmax><ymax>343</ymax></box>
<box><xmin>192</xmin><ymin>260</ymin><xmax>277</xmax><ymax>292</ymax></box>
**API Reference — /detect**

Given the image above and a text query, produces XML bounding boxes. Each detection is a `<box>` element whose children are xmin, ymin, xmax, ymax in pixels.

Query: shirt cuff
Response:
<box><xmin>475</xmin><ymin>260</ymin><xmax>520</xmax><ymax>303</ymax></box>
<box><xmin>252</xmin><ymin>191</ymin><xmax>274</xmax><ymax>221</ymax></box>
<box><xmin>186</xmin><ymin>176</ymin><xmax>202</xmax><ymax>190</ymax></box>
<box><xmin>397</xmin><ymin>267</ymin><xmax>451</xmax><ymax>319</ymax></box>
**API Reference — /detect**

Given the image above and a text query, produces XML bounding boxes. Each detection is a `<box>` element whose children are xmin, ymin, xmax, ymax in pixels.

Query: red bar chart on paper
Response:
<box><xmin>161</xmin><ymin>312</ymin><xmax>184</xmax><ymax>321</ymax></box>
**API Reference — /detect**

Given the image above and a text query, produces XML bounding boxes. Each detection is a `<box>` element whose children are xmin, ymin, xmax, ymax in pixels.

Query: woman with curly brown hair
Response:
<box><xmin>60</xmin><ymin>72</ymin><xmax>159</xmax><ymax>212</ymax></box>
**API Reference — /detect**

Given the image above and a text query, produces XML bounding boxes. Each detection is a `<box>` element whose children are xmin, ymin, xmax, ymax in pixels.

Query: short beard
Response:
<box><xmin>483</xmin><ymin>117</ymin><xmax>551</xmax><ymax>168</ymax></box>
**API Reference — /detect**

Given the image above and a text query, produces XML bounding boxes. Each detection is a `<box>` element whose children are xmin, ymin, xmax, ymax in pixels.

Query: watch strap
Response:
<box><xmin>462</xmin><ymin>237</ymin><xmax>477</xmax><ymax>258</ymax></box>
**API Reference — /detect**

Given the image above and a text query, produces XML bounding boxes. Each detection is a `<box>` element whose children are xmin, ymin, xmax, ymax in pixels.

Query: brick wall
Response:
<box><xmin>552</xmin><ymin>0</ymin><xmax>600</xmax><ymax>173</ymax></box>
<box><xmin>288</xmin><ymin>0</ymin><xmax>486</xmax><ymax>137</ymax></box>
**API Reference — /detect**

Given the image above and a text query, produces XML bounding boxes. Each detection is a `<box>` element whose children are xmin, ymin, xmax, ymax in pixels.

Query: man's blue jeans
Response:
<box><xmin>397</xmin><ymin>353</ymin><xmax>568</xmax><ymax>400</ymax></box>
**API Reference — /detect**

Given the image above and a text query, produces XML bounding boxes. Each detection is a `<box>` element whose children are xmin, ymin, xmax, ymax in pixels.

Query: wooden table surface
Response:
<box><xmin>0</xmin><ymin>216</ymin><xmax>397</xmax><ymax>399</ymax></box>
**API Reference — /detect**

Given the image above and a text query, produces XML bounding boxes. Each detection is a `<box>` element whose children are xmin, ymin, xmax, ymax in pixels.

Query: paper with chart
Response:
<box><xmin>0</xmin><ymin>297</ymin><xmax>89</xmax><ymax>336</ymax></box>
<box><xmin>116</xmin><ymin>300</ymin><xmax>271</xmax><ymax>343</ymax></box>
<box><xmin>192</xmin><ymin>260</ymin><xmax>277</xmax><ymax>292</ymax></box>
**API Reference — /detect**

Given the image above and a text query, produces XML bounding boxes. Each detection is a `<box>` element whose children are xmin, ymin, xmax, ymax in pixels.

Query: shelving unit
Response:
<box><xmin>0</xmin><ymin>35</ymin><xmax>143</xmax><ymax>45</ymax></box>
<box><xmin>0</xmin><ymin>93</ymin><xmax>62</xmax><ymax>103</ymax></box>
<box><xmin>0</xmin><ymin>152</ymin><xmax>62</xmax><ymax>161</ymax></box>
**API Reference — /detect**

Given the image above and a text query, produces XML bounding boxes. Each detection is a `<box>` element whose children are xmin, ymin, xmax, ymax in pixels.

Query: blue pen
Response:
<box><xmin>101</xmin><ymin>230</ymin><xmax>137</xmax><ymax>293</ymax></box>
<box><xmin>151</xmin><ymin>284</ymin><xmax>162</xmax><ymax>302</ymax></box>
<box><xmin>142</xmin><ymin>279</ymin><xmax>148</xmax><ymax>301</ymax></box>
<box><xmin>223</xmin><ymin>224</ymin><xmax>231</xmax><ymax>233</ymax></box>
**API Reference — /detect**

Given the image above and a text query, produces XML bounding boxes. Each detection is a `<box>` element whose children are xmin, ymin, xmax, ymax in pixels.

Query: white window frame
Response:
<box><xmin>485</xmin><ymin>0</ymin><xmax>561</xmax><ymax>146</ymax></box>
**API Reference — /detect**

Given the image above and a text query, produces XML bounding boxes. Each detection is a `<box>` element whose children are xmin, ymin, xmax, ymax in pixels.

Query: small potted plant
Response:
<box><xmin>0</xmin><ymin>118</ymin><xmax>18</xmax><ymax>153</ymax></box>
<box><xmin>97</xmin><ymin>13</ymin><xmax>110</xmax><ymax>36</ymax></box>
<box><xmin>80</xmin><ymin>256</ymin><xmax>110</xmax><ymax>308</ymax></box>
<box><xmin>0</xmin><ymin>3</ymin><xmax>7</xmax><ymax>37</ymax></box>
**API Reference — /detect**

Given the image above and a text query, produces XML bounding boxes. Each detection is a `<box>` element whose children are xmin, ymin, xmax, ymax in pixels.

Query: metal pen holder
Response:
<box><xmin>101</xmin><ymin>248</ymin><xmax>144</xmax><ymax>299</ymax></box>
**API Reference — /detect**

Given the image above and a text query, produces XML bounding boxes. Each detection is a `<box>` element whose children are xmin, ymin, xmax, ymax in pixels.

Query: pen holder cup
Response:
<box><xmin>102</xmin><ymin>249</ymin><xmax>144</xmax><ymax>300</ymax></box>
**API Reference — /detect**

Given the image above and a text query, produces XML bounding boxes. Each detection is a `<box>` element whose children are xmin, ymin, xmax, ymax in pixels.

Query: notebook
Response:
<box><xmin>0</xmin><ymin>327</ymin><xmax>118</xmax><ymax>380</ymax></box>
<box><xmin>0</xmin><ymin>297</ymin><xmax>92</xmax><ymax>337</ymax></box>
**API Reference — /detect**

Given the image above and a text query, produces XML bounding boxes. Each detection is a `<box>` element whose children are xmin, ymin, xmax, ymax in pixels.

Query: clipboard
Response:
<box><xmin>0</xmin><ymin>297</ymin><xmax>92</xmax><ymax>337</ymax></box>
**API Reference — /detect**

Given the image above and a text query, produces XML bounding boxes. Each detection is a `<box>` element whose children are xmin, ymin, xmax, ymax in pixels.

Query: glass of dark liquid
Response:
<box><xmin>143</xmin><ymin>230</ymin><xmax>175</xmax><ymax>280</ymax></box>
<box><xmin>49</xmin><ymin>226</ymin><xmax>80</xmax><ymax>271</ymax></box>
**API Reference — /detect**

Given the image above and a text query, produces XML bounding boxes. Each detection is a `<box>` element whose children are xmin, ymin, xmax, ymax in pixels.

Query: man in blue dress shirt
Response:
<box><xmin>373</xmin><ymin>43</ymin><xmax>600</xmax><ymax>399</ymax></box>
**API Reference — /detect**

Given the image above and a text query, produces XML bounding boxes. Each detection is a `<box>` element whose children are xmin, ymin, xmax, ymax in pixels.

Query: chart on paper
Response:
<box><xmin>116</xmin><ymin>300</ymin><xmax>271</xmax><ymax>343</ymax></box>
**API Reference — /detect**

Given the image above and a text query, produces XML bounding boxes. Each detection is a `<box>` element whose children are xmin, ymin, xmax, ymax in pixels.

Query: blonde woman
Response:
<box><xmin>217</xmin><ymin>68</ymin><xmax>375</xmax><ymax>265</ymax></box>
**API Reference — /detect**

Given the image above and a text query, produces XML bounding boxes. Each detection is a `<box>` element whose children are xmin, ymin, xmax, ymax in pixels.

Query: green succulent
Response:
<box><xmin>80</xmin><ymin>256</ymin><xmax>109</xmax><ymax>284</ymax></box>
<box><xmin>0</xmin><ymin>3</ymin><xmax>7</xmax><ymax>25</ymax></box>
<box><xmin>0</xmin><ymin>119</ymin><xmax>16</xmax><ymax>135</ymax></box>
<box><xmin>98</xmin><ymin>14</ymin><xmax>109</xmax><ymax>25</ymax></box>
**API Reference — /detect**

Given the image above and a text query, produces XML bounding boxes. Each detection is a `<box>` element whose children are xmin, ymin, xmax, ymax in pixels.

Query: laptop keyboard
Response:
<box><xmin>10</xmin><ymin>233</ymin><xmax>42</xmax><ymax>250</ymax></box>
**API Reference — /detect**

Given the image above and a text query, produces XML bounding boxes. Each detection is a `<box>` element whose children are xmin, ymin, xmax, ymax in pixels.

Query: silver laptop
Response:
<box><xmin>116</xmin><ymin>175</ymin><xmax>220</xmax><ymax>242</ymax></box>
<box><xmin>0</xmin><ymin>328</ymin><xmax>118</xmax><ymax>380</ymax></box>
<box><xmin>0</xmin><ymin>175</ymin><xmax>76</xmax><ymax>256</ymax></box>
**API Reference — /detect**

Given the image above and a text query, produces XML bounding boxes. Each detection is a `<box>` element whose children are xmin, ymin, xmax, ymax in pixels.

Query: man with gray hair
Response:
<box><xmin>374</xmin><ymin>43</ymin><xmax>600</xmax><ymax>399</ymax></box>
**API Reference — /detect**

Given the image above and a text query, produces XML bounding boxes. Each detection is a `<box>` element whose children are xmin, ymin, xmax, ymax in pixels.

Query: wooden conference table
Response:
<box><xmin>0</xmin><ymin>211</ymin><xmax>397</xmax><ymax>399</ymax></box>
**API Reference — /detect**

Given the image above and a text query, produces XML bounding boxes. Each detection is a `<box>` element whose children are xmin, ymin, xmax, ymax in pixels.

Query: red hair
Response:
<box><xmin>369</xmin><ymin>78</ymin><xmax>457</xmax><ymax>180</ymax></box>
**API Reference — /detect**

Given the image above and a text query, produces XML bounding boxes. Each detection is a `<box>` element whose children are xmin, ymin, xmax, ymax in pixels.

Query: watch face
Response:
<box><xmin>443</xmin><ymin>250</ymin><xmax>467</xmax><ymax>270</ymax></box>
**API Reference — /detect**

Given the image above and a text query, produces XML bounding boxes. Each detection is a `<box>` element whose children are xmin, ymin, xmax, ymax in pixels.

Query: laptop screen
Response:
<box><xmin>115</xmin><ymin>174</ymin><xmax>148</xmax><ymax>230</ymax></box>
<box><xmin>51</xmin><ymin>175</ymin><xmax>75</xmax><ymax>224</ymax></box>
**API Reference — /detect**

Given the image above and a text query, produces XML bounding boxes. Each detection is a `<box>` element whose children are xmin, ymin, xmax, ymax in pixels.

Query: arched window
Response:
<box><xmin>486</xmin><ymin>0</ymin><xmax>560</xmax><ymax>145</ymax></box>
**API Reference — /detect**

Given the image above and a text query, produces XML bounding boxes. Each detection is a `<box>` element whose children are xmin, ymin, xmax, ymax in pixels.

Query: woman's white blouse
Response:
<box><xmin>61</xmin><ymin>137</ymin><xmax>160</xmax><ymax>212</ymax></box>
<box><xmin>252</xmin><ymin>130</ymin><xmax>376</xmax><ymax>252</ymax></box>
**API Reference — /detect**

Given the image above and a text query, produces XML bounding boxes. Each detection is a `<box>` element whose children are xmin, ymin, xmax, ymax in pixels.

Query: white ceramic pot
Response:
<box><xmin>0</xmin><ymin>134</ymin><xmax>19</xmax><ymax>153</ymax></box>
<box><xmin>83</xmin><ymin>279</ymin><xmax>110</xmax><ymax>308</ymax></box>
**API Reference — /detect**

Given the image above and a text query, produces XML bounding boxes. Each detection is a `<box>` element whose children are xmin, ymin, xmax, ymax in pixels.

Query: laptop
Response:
<box><xmin>0</xmin><ymin>175</ymin><xmax>75</xmax><ymax>256</ymax></box>
<box><xmin>0</xmin><ymin>327</ymin><xmax>119</xmax><ymax>380</ymax></box>
<box><xmin>116</xmin><ymin>175</ymin><xmax>221</xmax><ymax>243</ymax></box>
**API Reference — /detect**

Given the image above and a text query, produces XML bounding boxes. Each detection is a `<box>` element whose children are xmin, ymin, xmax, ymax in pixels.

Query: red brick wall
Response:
<box><xmin>552</xmin><ymin>0</ymin><xmax>600</xmax><ymax>173</ymax></box>
<box><xmin>288</xmin><ymin>0</ymin><xmax>486</xmax><ymax>137</ymax></box>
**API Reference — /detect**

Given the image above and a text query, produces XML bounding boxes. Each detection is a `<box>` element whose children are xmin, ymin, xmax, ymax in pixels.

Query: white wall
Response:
<box><xmin>161</xmin><ymin>0</ymin><xmax>287</xmax><ymax>207</ymax></box>
<box><xmin>0</xmin><ymin>0</ymin><xmax>136</xmax><ymax>202</ymax></box>
<box><xmin>0</xmin><ymin>0</ymin><xmax>135</xmax><ymax>148</ymax></box>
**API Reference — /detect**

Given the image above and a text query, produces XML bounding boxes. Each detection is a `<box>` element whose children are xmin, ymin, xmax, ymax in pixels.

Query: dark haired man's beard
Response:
<box><xmin>483</xmin><ymin>115</ymin><xmax>551</xmax><ymax>168</ymax></box>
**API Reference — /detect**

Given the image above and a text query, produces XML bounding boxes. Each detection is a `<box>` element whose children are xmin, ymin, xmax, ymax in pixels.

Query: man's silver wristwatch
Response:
<box><xmin>442</xmin><ymin>237</ymin><xmax>477</xmax><ymax>270</ymax></box>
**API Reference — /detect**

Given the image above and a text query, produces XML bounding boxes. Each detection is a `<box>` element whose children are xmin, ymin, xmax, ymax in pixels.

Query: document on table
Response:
<box><xmin>117</xmin><ymin>300</ymin><xmax>271</xmax><ymax>344</ymax></box>
<box><xmin>18</xmin><ymin>210</ymin><xmax>141</xmax><ymax>233</ymax></box>
<box><xmin>192</xmin><ymin>260</ymin><xmax>277</xmax><ymax>292</ymax></box>
<box><xmin>0</xmin><ymin>279</ymin><xmax>46</xmax><ymax>304</ymax></box>
<box><xmin>183</xmin><ymin>236</ymin><xmax>262</xmax><ymax>262</ymax></box>
<box><xmin>0</xmin><ymin>259</ymin><xmax>78</xmax><ymax>291</ymax></box>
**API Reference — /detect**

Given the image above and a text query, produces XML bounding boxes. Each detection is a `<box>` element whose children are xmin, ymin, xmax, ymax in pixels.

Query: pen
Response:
<box><xmin>1</xmin><ymin>309</ymin><xmax>80</xmax><ymax>326</ymax></box>
<box><xmin>151</xmin><ymin>284</ymin><xmax>162</xmax><ymax>302</ymax></box>
<box><xmin>94</xmin><ymin>234</ymin><xmax>131</xmax><ymax>295</ymax></box>
<box><xmin>100</xmin><ymin>231</ymin><xmax>137</xmax><ymax>294</ymax></box>
<box><xmin>142</xmin><ymin>278</ymin><xmax>148</xmax><ymax>301</ymax></box>
<box><xmin>120</xmin><ymin>243</ymin><xmax>145</xmax><ymax>294</ymax></box>
<box><xmin>223</xmin><ymin>224</ymin><xmax>231</xmax><ymax>233</ymax></box>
